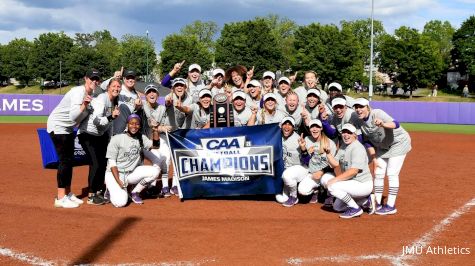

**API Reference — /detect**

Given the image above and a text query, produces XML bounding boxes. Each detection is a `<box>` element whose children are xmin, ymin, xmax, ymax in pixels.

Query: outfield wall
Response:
<box><xmin>1</xmin><ymin>94</ymin><xmax>474</xmax><ymax>125</ymax></box>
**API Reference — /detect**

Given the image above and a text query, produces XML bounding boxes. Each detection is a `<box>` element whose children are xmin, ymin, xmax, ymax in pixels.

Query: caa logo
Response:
<box><xmin>201</xmin><ymin>136</ymin><xmax>246</xmax><ymax>150</ymax></box>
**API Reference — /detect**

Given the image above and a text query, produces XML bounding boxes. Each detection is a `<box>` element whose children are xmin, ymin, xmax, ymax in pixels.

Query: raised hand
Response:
<box><xmin>298</xmin><ymin>133</ymin><xmax>306</xmax><ymax>150</ymax></box>
<box><xmin>289</xmin><ymin>71</ymin><xmax>298</xmax><ymax>84</ymax></box>
<box><xmin>171</xmin><ymin>60</ymin><xmax>185</xmax><ymax>76</ymax></box>
<box><xmin>246</xmin><ymin>66</ymin><xmax>254</xmax><ymax>81</ymax></box>
<box><xmin>114</xmin><ymin>66</ymin><xmax>124</xmax><ymax>79</ymax></box>
<box><xmin>112</xmin><ymin>106</ymin><xmax>120</xmax><ymax>118</ymax></box>
<box><xmin>83</xmin><ymin>95</ymin><xmax>93</xmax><ymax>106</ymax></box>
<box><xmin>165</xmin><ymin>93</ymin><xmax>173</xmax><ymax>106</ymax></box>
<box><xmin>374</xmin><ymin>118</ymin><xmax>383</xmax><ymax>127</ymax></box>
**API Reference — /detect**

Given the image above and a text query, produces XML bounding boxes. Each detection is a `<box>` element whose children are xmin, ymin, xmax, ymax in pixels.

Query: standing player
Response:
<box><xmin>105</xmin><ymin>114</ymin><xmax>161</xmax><ymax>207</ymax></box>
<box><xmin>232</xmin><ymin>91</ymin><xmax>258</xmax><ymax>127</ymax></box>
<box><xmin>47</xmin><ymin>69</ymin><xmax>101</xmax><ymax>208</ymax></box>
<box><xmin>78</xmin><ymin>77</ymin><xmax>121</xmax><ymax>205</ymax></box>
<box><xmin>352</xmin><ymin>98</ymin><xmax>411</xmax><ymax>215</ymax></box>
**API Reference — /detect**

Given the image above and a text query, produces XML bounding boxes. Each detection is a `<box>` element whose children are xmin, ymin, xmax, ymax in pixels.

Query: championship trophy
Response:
<box><xmin>210</xmin><ymin>93</ymin><xmax>234</xmax><ymax>127</ymax></box>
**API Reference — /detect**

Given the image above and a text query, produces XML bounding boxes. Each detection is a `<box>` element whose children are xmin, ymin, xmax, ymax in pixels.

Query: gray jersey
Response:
<box><xmin>294</xmin><ymin>86</ymin><xmax>329</xmax><ymax>105</ymax></box>
<box><xmin>273</xmin><ymin>89</ymin><xmax>287</xmax><ymax>108</ymax></box>
<box><xmin>78</xmin><ymin>92</ymin><xmax>114</xmax><ymax>136</ymax></box>
<box><xmin>187</xmin><ymin>79</ymin><xmax>206</xmax><ymax>103</ymax></box>
<box><xmin>325</xmin><ymin>95</ymin><xmax>355</xmax><ymax>116</ymax></box>
<box><xmin>143</xmin><ymin>102</ymin><xmax>167</xmax><ymax>138</ymax></box>
<box><xmin>305</xmin><ymin>136</ymin><xmax>336</xmax><ymax>173</ymax></box>
<box><xmin>335</xmin><ymin>140</ymin><xmax>372</xmax><ymax>183</ymax></box>
<box><xmin>282</xmin><ymin>105</ymin><xmax>304</xmax><ymax>129</ymax></box>
<box><xmin>257</xmin><ymin>109</ymin><xmax>287</xmax><ymax>125</ymax></box>
<box><xmin>182</xmin><ymin>103</ymin><xmax>210</xmax><ymax>129</ymax></box>
<box><xmin>330</xmin><ymin>109</ymin><xmax>361</xmax><ymax>135</ymax></box>
<box><xmin>47</xmin><ymin>85</ymin><xmax>91</xmax><ymax>134</ymax></box>
<box><xmin>119</xmin><ymin>86</ymin><xmax>139</xmax><ymax>113</ymax></box>
<box><xmin>305</xmin><ymin>104</ymin><xmax>321</xmax><ymax>120</ymax></box>
<box><xmin>283</xmin><ymin>132</ymin><xmax>303</xmax><ymax>168</ymax></box>
<box><xmin>106</xmin><ymin>133</ymin><xmax>152</xmax><ymax>173</ymax></box>
<box><xmin>162</xmin><ymin>93</ymin><xmax>193</xmax><ymax>130</ymax></box>
<box><xmin>233</xmin><ymin>107</ymin><xmax>253</xmax><ymax>127</ymax></box>
<box><xmin>355</xmin><ymin>109</ymin><xmax>411</xmax><ymax>158</ymax></box>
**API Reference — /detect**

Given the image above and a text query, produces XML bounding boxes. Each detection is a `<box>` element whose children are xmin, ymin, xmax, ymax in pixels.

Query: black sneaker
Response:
<box><xmin>87</xmin><ymin>193</ymin><xmax>106</xmax><ymax>205</ymax></box>
<box><xmin>96</xmin><ymin>190</ymin><xmax>110</xmax><ymax>204</ymax></box>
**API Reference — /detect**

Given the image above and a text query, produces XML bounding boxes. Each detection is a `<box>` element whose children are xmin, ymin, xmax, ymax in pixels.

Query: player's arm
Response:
<box><xmin>151</xmin><ymin>126</ymin><xmax>160</xmax><ymax>149</ymax></box>
<box><xmin>109</xmin><ymin>161</ymin><xmax>126</xmax><ymax>188</ymax></box>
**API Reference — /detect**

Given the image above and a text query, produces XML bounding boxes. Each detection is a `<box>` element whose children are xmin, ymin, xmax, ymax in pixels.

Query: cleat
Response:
<box><xmin>340</xmin><ymin>207</ymin><xmax>363</xmax><ymax>219</ymax></box>
<box><xmin>282</xmin><ymin>196</ymin><xmax>299</xmax><ymax>207</ymax></box>
<box><xmin>130</xmin><ymin>192</ymin><xmax>143</xmax><ymax>204</ymax></box>
<box><xmin>375</xmin><ymin>204</ymin><xmax>397</xmax><ymax>215</ymax></box>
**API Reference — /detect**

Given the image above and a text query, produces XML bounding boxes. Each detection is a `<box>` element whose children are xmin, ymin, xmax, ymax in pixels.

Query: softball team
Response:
<box><xmin>47</xmin><ymin>64</ymin><xmax>411</xmax><ymax>217</ymax></box>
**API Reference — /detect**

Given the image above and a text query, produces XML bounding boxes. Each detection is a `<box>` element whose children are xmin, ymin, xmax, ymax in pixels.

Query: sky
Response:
<box><xmin>0</xmin><ymin>0</ymin><xmax>474</xmax><ymax>52</ymax></box>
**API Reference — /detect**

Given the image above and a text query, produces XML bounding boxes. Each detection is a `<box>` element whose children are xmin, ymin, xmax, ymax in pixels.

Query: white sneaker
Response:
<box><xmin>275</xmin><ymin>193</ymin><xmax>289</xmax><ymax>204</ymax></box>
<box><xmin>54</xmin><ymin>196</ymin><xmax>80</xmax><ymax>208</ymax></box>
<box><xmin>67</xmin><ymin>193</ymin><xmax>84</xmax><ymax>205</ymax></box>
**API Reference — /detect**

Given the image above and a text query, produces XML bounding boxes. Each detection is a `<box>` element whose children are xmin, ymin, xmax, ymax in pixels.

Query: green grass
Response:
<box><xmin>0</xmin><ymin>85</ymin><xmax>73</xmax><ymax>95</ymax></box>
<box><xmin>0</xmin><ymin>116</ymin><xmax>47</xmax><ymax>123</ymax></box>
<box><xmin>0</xmin><ymin>116</ymin><xmax>473</xmax><ymax>134</ymax></box>
<box><xmin>402</xmin><ymin>123</ymin><xmax>475</xmax><ymax>134</ymax></box>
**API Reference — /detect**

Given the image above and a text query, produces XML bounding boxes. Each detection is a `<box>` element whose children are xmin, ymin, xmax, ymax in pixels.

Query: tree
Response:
<box><xmin>2</xmin><ymin>38</ymin><xmax>35</xmax><ymax>86</ymax></box>
<box><xmin>340</xmin><ymin>19</ymin><xmax>385</xmax><ymax>66</ymax></box>
<box><xmin>379</xmin><ymin>26</ymin><xmax>444</xmax><ymax>92</ymax></box>
<box><xmin>66</xmin><ymin>45</ymin><xmax>109</xmax><ymax>84</ymax></box>
<box><xmin>215</xmin><ymin>18</ymin><xmax>284</xmax><ymax>77</ymax></box>
<box><xmin>31</xmin><ymin>32</ymin><xmax>74</xmax><ymax>81</ymax></box>
<box><xmin>258</xmin><ymin>14</ymin><xmax>298</xmax><ymax>71</ymax></box>
<box><xmin>159</xmin><ymin>34</ymin><xmax>213</xmax><ymax>77</ymax></box>
<box><xmin>452</xmin><ymin>15</ymin><xmax>475</xmax><ymax>76</ymax></box>
<box><xmin>120</xmin><ymin>34</ymin><xmax>157</xmax><ymax>79</ymax></box>
<box><xmin>422</xmin><ymin>20</ymin><xmax>455</xmax><ymax>69</ymax></box>
<box><xmin>293</xmin><ymin>23</ymin><xmax>364</xmax><ymax>87</ymax></box>
<box><xmin>180</xmin><ymin>20</ymin><xmax>218</xmax><ymax>54</ymax></box>
<box><xmin>74</xmin><ymin>30</ymin><xmax>121</xmax><ymax>76</ymax></box>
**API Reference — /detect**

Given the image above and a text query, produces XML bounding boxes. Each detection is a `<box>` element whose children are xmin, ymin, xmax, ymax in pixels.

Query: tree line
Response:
<box><xmin>0</xmin><ymin>14</ymin><xmax>474</xmax><ymax>90</ymax></box>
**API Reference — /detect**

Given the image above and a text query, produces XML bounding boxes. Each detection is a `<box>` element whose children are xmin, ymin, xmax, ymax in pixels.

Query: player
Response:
<box><xmin>321</xmin><ymin>123</ymin><xmax>375</xmax><ymax>218</ymax></box>
<box><xmin>294</xmin><ymin>71</ymin><xmax>328</xmax><ymax>104</ymax></box>
<box><xmin>47</xmin><ymin>69</ymin><xmax>101</xmax><ymax>208</ymax></box>
<box><xmin>177</xmin><ymin>88</ymin><xmax>212</xmax><ymax>129</ymax></box>
<box><xmin>104</xmin><ymin>114</ymin><xmax>161</xmax><ymax>207</ymax></box>
<box><xmin>232</xmin><ymin>91</ymin><xmax>258</xmax><ymax>127</ymax></box>
<box><xmin>320</xmin><ymin>96</ymin><xmax>360</xmax><ymax>144</ymax></box>
<box><xmin>352</xmin><ymin>98</ymin><xmax>412</xmax><ymax>215</ymax></box>
<box><xmin>257</xmin><ymin>93</ymin><xmax>287</xmax><ymax>125</ymax></box>
<box><xmin>78</xmin><ymin>77</ymin><xmax>121</xmax><ymax>205</ymax></box>
<box><xmin>141</xmin><ymin>84</ymin><xmax>171</xmax><ymax>198</ymax></box>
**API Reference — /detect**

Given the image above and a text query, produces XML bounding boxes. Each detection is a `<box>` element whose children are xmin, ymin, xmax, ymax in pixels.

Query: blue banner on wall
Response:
<box><xmin>168</xmin><ymin>124</ymin><xmax>284</xmax><ymax>199</ymax></box>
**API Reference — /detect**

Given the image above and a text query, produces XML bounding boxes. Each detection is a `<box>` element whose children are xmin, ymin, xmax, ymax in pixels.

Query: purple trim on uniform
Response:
<box><xmin>161</xmin><ymin>73</ymin><xmax>172</xmax><ymax>88</ymax></box>
<box><xmin>357</xmin><ymin>134</ymin><xmax>363</xmax><ymax>143</ymax></box>
<box><xmin>321</xmin><ymin>119</ymin><xmax>338</xmax><ymax>139</ymax></box>
<box><xmin>300</xmin><ymin>153</ymin><xmax>311</xmax><ymax>166</ymax></box>
<box><xmin>364</xmin><ymin>141</ymin><xmax>374</xmax><ymax>149</ymax></box>
<box><xmin>363</xmin><ymin>114</ymin><xmax>370</xmax><ymax>122</ymax></box>
<box><xmin>394</xmin><ymin>120</ymin><xmax>400</xmax><ymax>128</ymax></box>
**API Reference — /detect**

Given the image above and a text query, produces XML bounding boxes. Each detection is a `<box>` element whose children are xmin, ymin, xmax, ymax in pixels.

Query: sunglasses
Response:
<box><xmin>90</xmin><ymin>77</ymin><xmax>100</xmax><ymax>82</ymax></box>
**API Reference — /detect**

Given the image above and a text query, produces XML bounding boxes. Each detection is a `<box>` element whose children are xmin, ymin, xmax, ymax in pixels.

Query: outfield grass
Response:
<box><xmin>0</xmin><ymin>116</ymin><xmax>474</xmax><ymax>134</ymax></box>
<box><xmin>402</xmin><ymin>123</ymin><xmax>475</xmax><ymax>134</ymax></box>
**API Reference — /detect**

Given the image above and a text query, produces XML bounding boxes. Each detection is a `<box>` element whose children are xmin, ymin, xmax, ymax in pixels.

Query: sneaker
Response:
<box><xmin>67</xmin><ymin>193</ymin><xmax>84</xmax><ymax>205</ymax></box>
<box><xmin>96</xmin><ymin>191</ymin><xmax>110</xmax><ymax>204</ymax></box>
<box><xmin>275</xmin><ymin>193</ymin><xmax>288</xmax><ymax>204</ymax></box>
<box><xmin>87</xmin><ymin>193</ymin><xmax>106</xmax><ymax>205</ymax></box>
<box><xmin>282</xmin><ymin>196</ymin><xmax>299</xmax><ymax>207</ymax></box>
<box><xmin>363</xmin><ymin>194</ymin><xmax>376</xmax><ymax>215</ymax></box>
<box><xmin>375</xmin><ymin>204</ymin><xmax>397</xmax><ymax>215</ymax></box>
<box><xmin>160</xmin><ymin>187</ymin><xmax>171</xmax><ymax>198</ymax></box>
<box><xmin>339</xmin><ymin>207</ymin><xmax>363</xmax><ymax>219</ymax></box>
<box><xmin>323</xmin><ymin>196</ymin><xmax>334</xmax><ymax>207</ymax></box>
<box><xmin>170</xmin><ymin>186</ymin><xmax>179</xmax><ymax>196</ymax></box>
<box><xmin>54</xmin><ymin>196</ymin><xmax>80</xmax><ymax>208</ymax></box>
<box><xmin>309</xmin><ymin>191</ymin><xmax>319</xmax><ymax>204</ymax></box>
<box><xmin>103</xmin><ymin>189</ymin><xmax>111</xmax><ymax>203</ymax></box>
<box><xmin>130</xmin><ymin>192</ymin><xmax>143</xmax><ymax>204</ymax></box>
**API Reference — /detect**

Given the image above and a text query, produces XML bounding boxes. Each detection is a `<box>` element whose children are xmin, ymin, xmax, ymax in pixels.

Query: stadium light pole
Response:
<box><xmin>368</xmin><ymin>0</ymin><xmax>374</xmax><ymax>101</ymax></box>
<box><xmin>146</xmin><ymin>30</ymin><xmax>149</xmax><ymax>83</ymax></box>
<box><xmin>59</xmin><ymin>60</ymin><xmax>62</xmax><ymax>94</ymax></box>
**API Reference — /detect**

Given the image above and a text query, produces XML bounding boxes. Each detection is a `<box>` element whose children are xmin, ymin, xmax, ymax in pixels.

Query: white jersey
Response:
<box><xmin>282</xmin><ymin>132</ymin><xmax>302</xmax><ymax>168</ymax></box>
<box><xmin>106</xmin><ymin>133</ymin><xmax>152</xmax><ymax>173</ymax></box>
<box><xmin>119</xmin><ymin>86</ymin><xmax>139</xmax><ymax>113</ymax></box>
<box><xmin>47</xmin><ymin>85</ymin><xmax>91</xmax><ymax>134</ymax></box>
<box><xmin>355</xmin><ymin>109</ymin><xmax>412</xmax><ymax>158</ymax></box>
<box><xmin>335</xmin><ymin>140</ymin><xmax>372</xmax><ymax>183</ymax></box>
<box><xmin>304</xmin><ymin>136</ymin><xmax>336</xmax><ymax>173</ymax></box>
<box><xmin>78</xmin><ymin>92</ymin><xmax>114</xmax><ymax>136</ymax></box>
<box><xmin>282</xmin><ymin>105</ymin><xmax>304</xmax><ymax>129</ymax></box>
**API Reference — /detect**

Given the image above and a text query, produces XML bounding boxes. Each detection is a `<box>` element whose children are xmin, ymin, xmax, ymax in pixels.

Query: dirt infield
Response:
<box><xmin>0</xmin><ymin>124</ymin><xmax>473</xmax><ymax>265</ymax></box>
